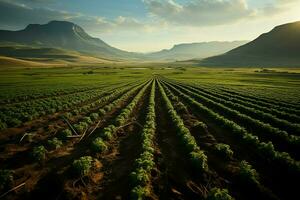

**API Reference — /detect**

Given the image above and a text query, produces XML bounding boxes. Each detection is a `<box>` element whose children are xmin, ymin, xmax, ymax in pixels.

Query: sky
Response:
<box><xmin>0</xmin><ymin>0</ymin><xmax>299</xmax><ymax>52</ymax></box>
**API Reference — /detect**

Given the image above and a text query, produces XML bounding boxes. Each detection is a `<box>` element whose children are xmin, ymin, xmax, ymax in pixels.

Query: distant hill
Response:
<box><xmin>200</xmin><ymin>21</ymin><xmax>300</xmax><ymax>67</ymax></box>
<box><xmin>0</xmin><ymin>20</ymin><xmax>142</xmax><ymax>60</ymax></box>
<box><xmin>147</xmin><ymin>41</ymin><xmax>248</xmax><ymax>61</ymax></box>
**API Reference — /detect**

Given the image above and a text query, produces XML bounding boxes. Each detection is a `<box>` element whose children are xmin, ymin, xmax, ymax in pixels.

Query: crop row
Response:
<box><xmin>130</xmin><ymin>80</ymin><xmax>156</xmax><ymax>199</ymax></box>
<box><xmin>164</xmin><ymin>81</ymin><xmax>300</xmax><ymax>158</ymax></box>
<box><xmin>177</xmin><ymin>82</ymin><xmax>300</xmax><ymax>136</ymax></box>
<box><xmin>162</xmin><ymin>80</ymin><xmax>300</xmax><ymax>176</ymax></box>
<box><xmin>0</xmin><ymin>81</ymin><xmax>138</xmax><ymax>130</ymax></box>
<box><xmin>218</xmin><ymin>86</ymin><xmax>300</xmax><ymax>112</ymax></box>
<box><xmin>184</xmin><ymin>82</ymin><xmax>300</xmax><ymax>124</ymax></box>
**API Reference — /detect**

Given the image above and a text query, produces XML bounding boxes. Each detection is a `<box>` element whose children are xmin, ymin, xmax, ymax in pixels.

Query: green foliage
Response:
<box><xmin>239</xmin><ymin>160</ymin><xmax>259</xmax><ymax>183</ymax></box>
<box><xmin>90</xmin><ymin>113</ymin><xmax>99</xmax><ymax>121</ymax></box>
<box><xmin>74</xmin><ymin>121</ymin><xmax>88</xmax><ymax>133</ymax></box>
<box><xmin>91</xmin><ymin>137</ymin><xmax>107</xmax><ymax>153</ymax></box>
<box><xmin>131</xmin><ymin>185</ymin><xmax>149</xmax><ymax>200</ymax></box>
<box><xmin>214</xmin><ymin>143</ymin><xmax>233</xmax><ymax>159</ymax></box>
<box><xmin>83</xmin><ymin>116</ymin><xmax>92</xmax><ymax>124</ymax></box>
<box><xmin>32</xmin><ymin>145</ymin><xmax>47</xmax><ymax>162</ymax></box>
<box><xmin>47</xmin><ymin>137</ymin><xmax>63</xmax><ymax>150</ymax></box>
<box><xmin>207</xmin><ymin>187</ymin><xmax>235</xmax><ymax>200</ymax></box>
<box><xmin>190</xmin><ymin>151</ymin><xmax>208</xmax><ymax>171</ymax></box>
<box><xmin>58</xmin><ymin>129</ymin><xmax>72</xmax><ymax>140</ymax></box>
<box><xmin>72</xmin><ymin>156</ymin><xmax>93</xmax><ymax>177</ymax></box>
<box><xmin>130</xmin><ymin>168</ymin><xmax>150</xmax><ymax>186</ymax></box>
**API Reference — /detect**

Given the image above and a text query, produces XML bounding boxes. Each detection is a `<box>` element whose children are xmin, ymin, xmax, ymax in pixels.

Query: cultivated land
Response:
<box><xmin>0</xmin><ymin>66</ymin><xmax>300</xmax><ymax>200</ymax></box>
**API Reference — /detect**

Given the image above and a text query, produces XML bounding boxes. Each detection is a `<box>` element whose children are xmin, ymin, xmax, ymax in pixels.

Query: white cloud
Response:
<box><xmin>143</xmin><ymin>0</ymin><xmax>256</xmax><ymax>26</ymax></box>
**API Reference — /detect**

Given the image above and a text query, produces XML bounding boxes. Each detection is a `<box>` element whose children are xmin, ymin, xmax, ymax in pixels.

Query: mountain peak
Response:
<box><xmin>25</xmin><ymin>20</ymin><xmax>80</xmax><ymax>32</ymax></box>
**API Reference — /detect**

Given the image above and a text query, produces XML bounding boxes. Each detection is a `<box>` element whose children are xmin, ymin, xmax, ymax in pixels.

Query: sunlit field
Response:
<box><xmin>0</xmin><ymin>66</ymin><xmax>299</xmax><ymax>199</ymax></box>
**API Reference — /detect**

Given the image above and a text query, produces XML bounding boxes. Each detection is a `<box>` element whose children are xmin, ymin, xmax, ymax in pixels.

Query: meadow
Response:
<box><xmin>0</xmin><ymin>66</ymin><xmax>300</xmax><ymax>200</ymax></box>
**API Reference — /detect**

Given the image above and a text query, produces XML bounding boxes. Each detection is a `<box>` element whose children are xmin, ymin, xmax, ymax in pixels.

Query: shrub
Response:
<box><xmin>74</xmin><ymin>122</ymin><xmax>88</xmax><ymax>134</ymax></box>
<box><xmin>130</xmin><ymin>168</ymin><xmax>150</xmax><ymax>186</ymax></box>
<box><xmin>214</xmin><ymin>143</ymin><xmax>233</xmax><ymax>159</ymax></box>
<box><xmin>91</xmin><ymin>137</ymin><xmax>107</xmax><ymax>153</ymax></box>
<box><xmin>207</xmin><ymin>187</ymin><xmax>234</xmax><ymax>200</ymax></box>
<box><xmin>0</xmin><ymin>170</ymin><xmax>14</xmax><ymax>190</ymax></box>
<box><xmin>99</xmin><ymin>109</ymin><xmax>106</xmax><ymax>116</ymax></box>
<box><xmin>83</xmin><ymin>117</ymin><xmax>92</xmax><ymax>125</ymax></box>
<box><xmin>239</xmin><ymin>160</ymin><xmax>259</xmax><ymax>183</ymax></box>
<box><xmin>190</xmin><ymin>151</ymin><xmax>208</xmax><ymax>171</ymax></box>
<box><xmin>90</xmin><ymin>113</ymin><xmax>99</xmax><ymax>121</ymax></box>
<box><xmin>72</xmin><ymin>156</ymin><xmax>93</xmax><ymax>177</ymax></box>
<box><xmin>193</xmin><ymin>121</ymin><xmax>208</xmax><ymax>130</ymax></box>
<box><xmin>32</xmin><ymin>145</ymin><xmax>47</xmax><ymax>162</ymax></box>
<box><xmin>58</xmin><ymin>129</ymin><xmax>72</xmax><ymax>140</ymax></box>
<box><xmin>48</xmin><ymin>137</ymin><xmax>63</xmax><ymax>150</ymax></box>
<box><xmin>131</xmin><ymin>185</ymin><xmax>149</xmax><ymax>200</ymax></box>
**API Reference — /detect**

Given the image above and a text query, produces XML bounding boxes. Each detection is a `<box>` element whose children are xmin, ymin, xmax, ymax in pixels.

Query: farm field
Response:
<box><xmin>0</xmin><ymin>67</ymin><xmax>300</xmax><ymax>200</ymax></box>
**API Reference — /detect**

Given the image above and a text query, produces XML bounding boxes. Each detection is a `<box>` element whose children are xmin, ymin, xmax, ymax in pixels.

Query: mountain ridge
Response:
<box><xmin>200</xmin><ymin>21</ymin><xmax>300</xmax><ymax>67</ymax></box>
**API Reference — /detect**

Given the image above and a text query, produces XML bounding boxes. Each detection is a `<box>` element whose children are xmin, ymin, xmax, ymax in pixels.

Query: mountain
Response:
<box><xmin>146</xmin><ymin>41</ymin><xmax>248</xmax><ymax>61</ymax></box>
<box><xmin>0</xmin><ymin>20</ymin><xmax>141</xmax><ymax>60</ymax></box>
<box><xmin>200</xmin><ymin>21</ymin><xmax>300</xmax><ymax>67</ymax></box>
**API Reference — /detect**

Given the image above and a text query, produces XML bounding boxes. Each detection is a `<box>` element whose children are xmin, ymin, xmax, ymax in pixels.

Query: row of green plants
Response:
<box><xmin>164</xmin><ymin>81</ymin><xmax>300</xmax><ymax>176</ymax></box>
<box><xmin>0</xmin><ymin>82</ymin><xmax>138</xmax><ymax>130</ymax></box>
<box><xmin>160</xmin><ymin>80</ymin><xmax>263</xmax><ymax>191</ymax></box>
<box><xmin>0</xmin><ymin>83</ymin><xmax>108</xmax><ymax>105</ymax></box>
<box><xmin>193</xmin><ymin>84</ymin><xmax>300</xmax><ymax>124</ymax></box>
<box><xmin>181</xmin><ymin>83</ymin><xmax>300</xmax><ymax>136</ymax></box>
<box><xmin>157</xmin><ymin>81</ymin><xmax>209</xmax><ymax>172</ymax></box>
<box><xmin>218</xmin><ymin>86</ymin><xmax>300</xmax><ymax>114</ymax></box>
<box><xmin>130</xmin><ymin>81</ymin><xmax>156</xmax><ymax>200</ymax></box>
<box><xmin>72</xmin><ymin>80</ymin><xmax>151</xmax><ymax>178</ymax></box>
<box><xmin>167</xmin><ymin>81</ymin><xmax>300</xmax><ymax>157</ymax></box>
<box><xmin>159</xmin><ymin>80</ymin><xmax>239</xmax><ymax>200</ymax></box>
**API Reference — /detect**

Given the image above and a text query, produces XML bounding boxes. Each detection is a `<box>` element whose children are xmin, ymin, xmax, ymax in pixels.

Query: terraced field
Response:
<box><xmin>0</xmin><ymin>68</ymin><xmax>300</xmax><ymax>200</ymax></box>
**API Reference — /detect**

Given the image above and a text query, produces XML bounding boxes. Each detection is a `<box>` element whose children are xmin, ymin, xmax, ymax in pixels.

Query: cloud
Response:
<box><xmin>143</xmin><ymin>0</ymin><xmax>256</xmax><ymax>26</ymax></box>
<box><xmin>260</xmin><ymin>0</ymin><xmax>300</xmax><ymax>16</ymax></box>
<box><xmin>0</xmin><ymin>0</ymin><xmax>148</xmax><ymax>34</ymax></box>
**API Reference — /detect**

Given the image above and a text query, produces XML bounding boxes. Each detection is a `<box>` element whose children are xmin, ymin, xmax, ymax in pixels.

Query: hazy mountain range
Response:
<box><xmin>0</xmin><ymin>20</ymin><xmax>300</xmax><ymax>67</ymax></box>
<box><xmin>0</xmin><ymin>20</ymin><xmax>246</xmax><ymax>64</ymax></box>
<box><xmin>146</xmin><ymin>41</ymin><xmax>248</xmax><ymax>61</ymax></box>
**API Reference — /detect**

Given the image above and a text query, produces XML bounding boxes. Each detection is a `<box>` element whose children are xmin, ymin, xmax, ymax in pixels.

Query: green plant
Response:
<box><xmin>239</xmin><ymin>160</ymin><xmax>259</xmax><ymax>183</ymax></box>
<box><xmin>73</xmin><ymin>156</ymin><xmax>93</xmax><ymax>177</ymax></box>
<box><xmin>90</xmin><ymin>113</ymin><xmax>99</xmax><ymax>121</ymax></box>
<box><xmin>0</xmin><ymin>170</ymin><xmax>14</xmax><ymax>190</ymax></box>
<box><xmin>131</xmin><ymin>185</ymin><xmax>150</xmax><ymax>200</ymax></box>
<box><xmin>130</xmin><ymin>168</ymin><xmax>150</xmax><ymax>185</ymax></box>
<box><xmin>207</xmin><ymin>187</ymin><xmax>234</xmax><ymax>200</ymax></box>
<box><xmin>74</xmin><ymin>122</ymin><xmax>88</xmax><ymax>133</ymax></box>
<box><xmin>32</xmin><ymin>145</ymin><xmax>47</xmax><ymax>162</ymax></box>
<box><xmin>190</xmin><ymin>151</ymin><xmax>208</xmax><ymax>171</ymax></box>
<box><xmin>83</xmin><ymin>117</ymin><xmax>92</xmax><ymax>124</ymax></box>
<box><xmin>214</xmin><ymin>143</ymin><xmax>233</xmax><ymax>159</ymax></box>
<box><xmin>48</xmin><ymin>137</ymin><xmax>63</xmax><ymax>150</ymax></box>
<box><xmin>91</xmin><ymin>137</ymin><xmax>107</xmax><ymax>153</ymax></box>
<box><xmin>58</xmin><ymin>129</ymin><xmax>72</xmax><ymax>140</ymax></box>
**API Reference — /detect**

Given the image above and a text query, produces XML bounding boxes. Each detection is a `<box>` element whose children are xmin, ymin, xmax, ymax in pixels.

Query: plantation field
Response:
<box><xmin>0</xmin><ymin>66</ymin><xmax>300</xmax><ymax>200</ymax></box>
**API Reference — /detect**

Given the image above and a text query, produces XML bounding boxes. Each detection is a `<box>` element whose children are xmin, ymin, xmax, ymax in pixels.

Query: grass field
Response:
<box><xmin>0</xmin><ymin>66</ymin><xmax>300</xmax><ymax>200</ymax></box>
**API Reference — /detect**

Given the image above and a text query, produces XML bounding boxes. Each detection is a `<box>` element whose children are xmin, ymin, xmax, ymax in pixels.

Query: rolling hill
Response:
<box><xmin>146</xmin><ymin>41</ymin><xmax>248</xmax><ymax>61</ymax></box>
<box><xmin>200</xmin><ymin>21</ymin><xmax>300</xmax><ymax>67</ymax></box>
